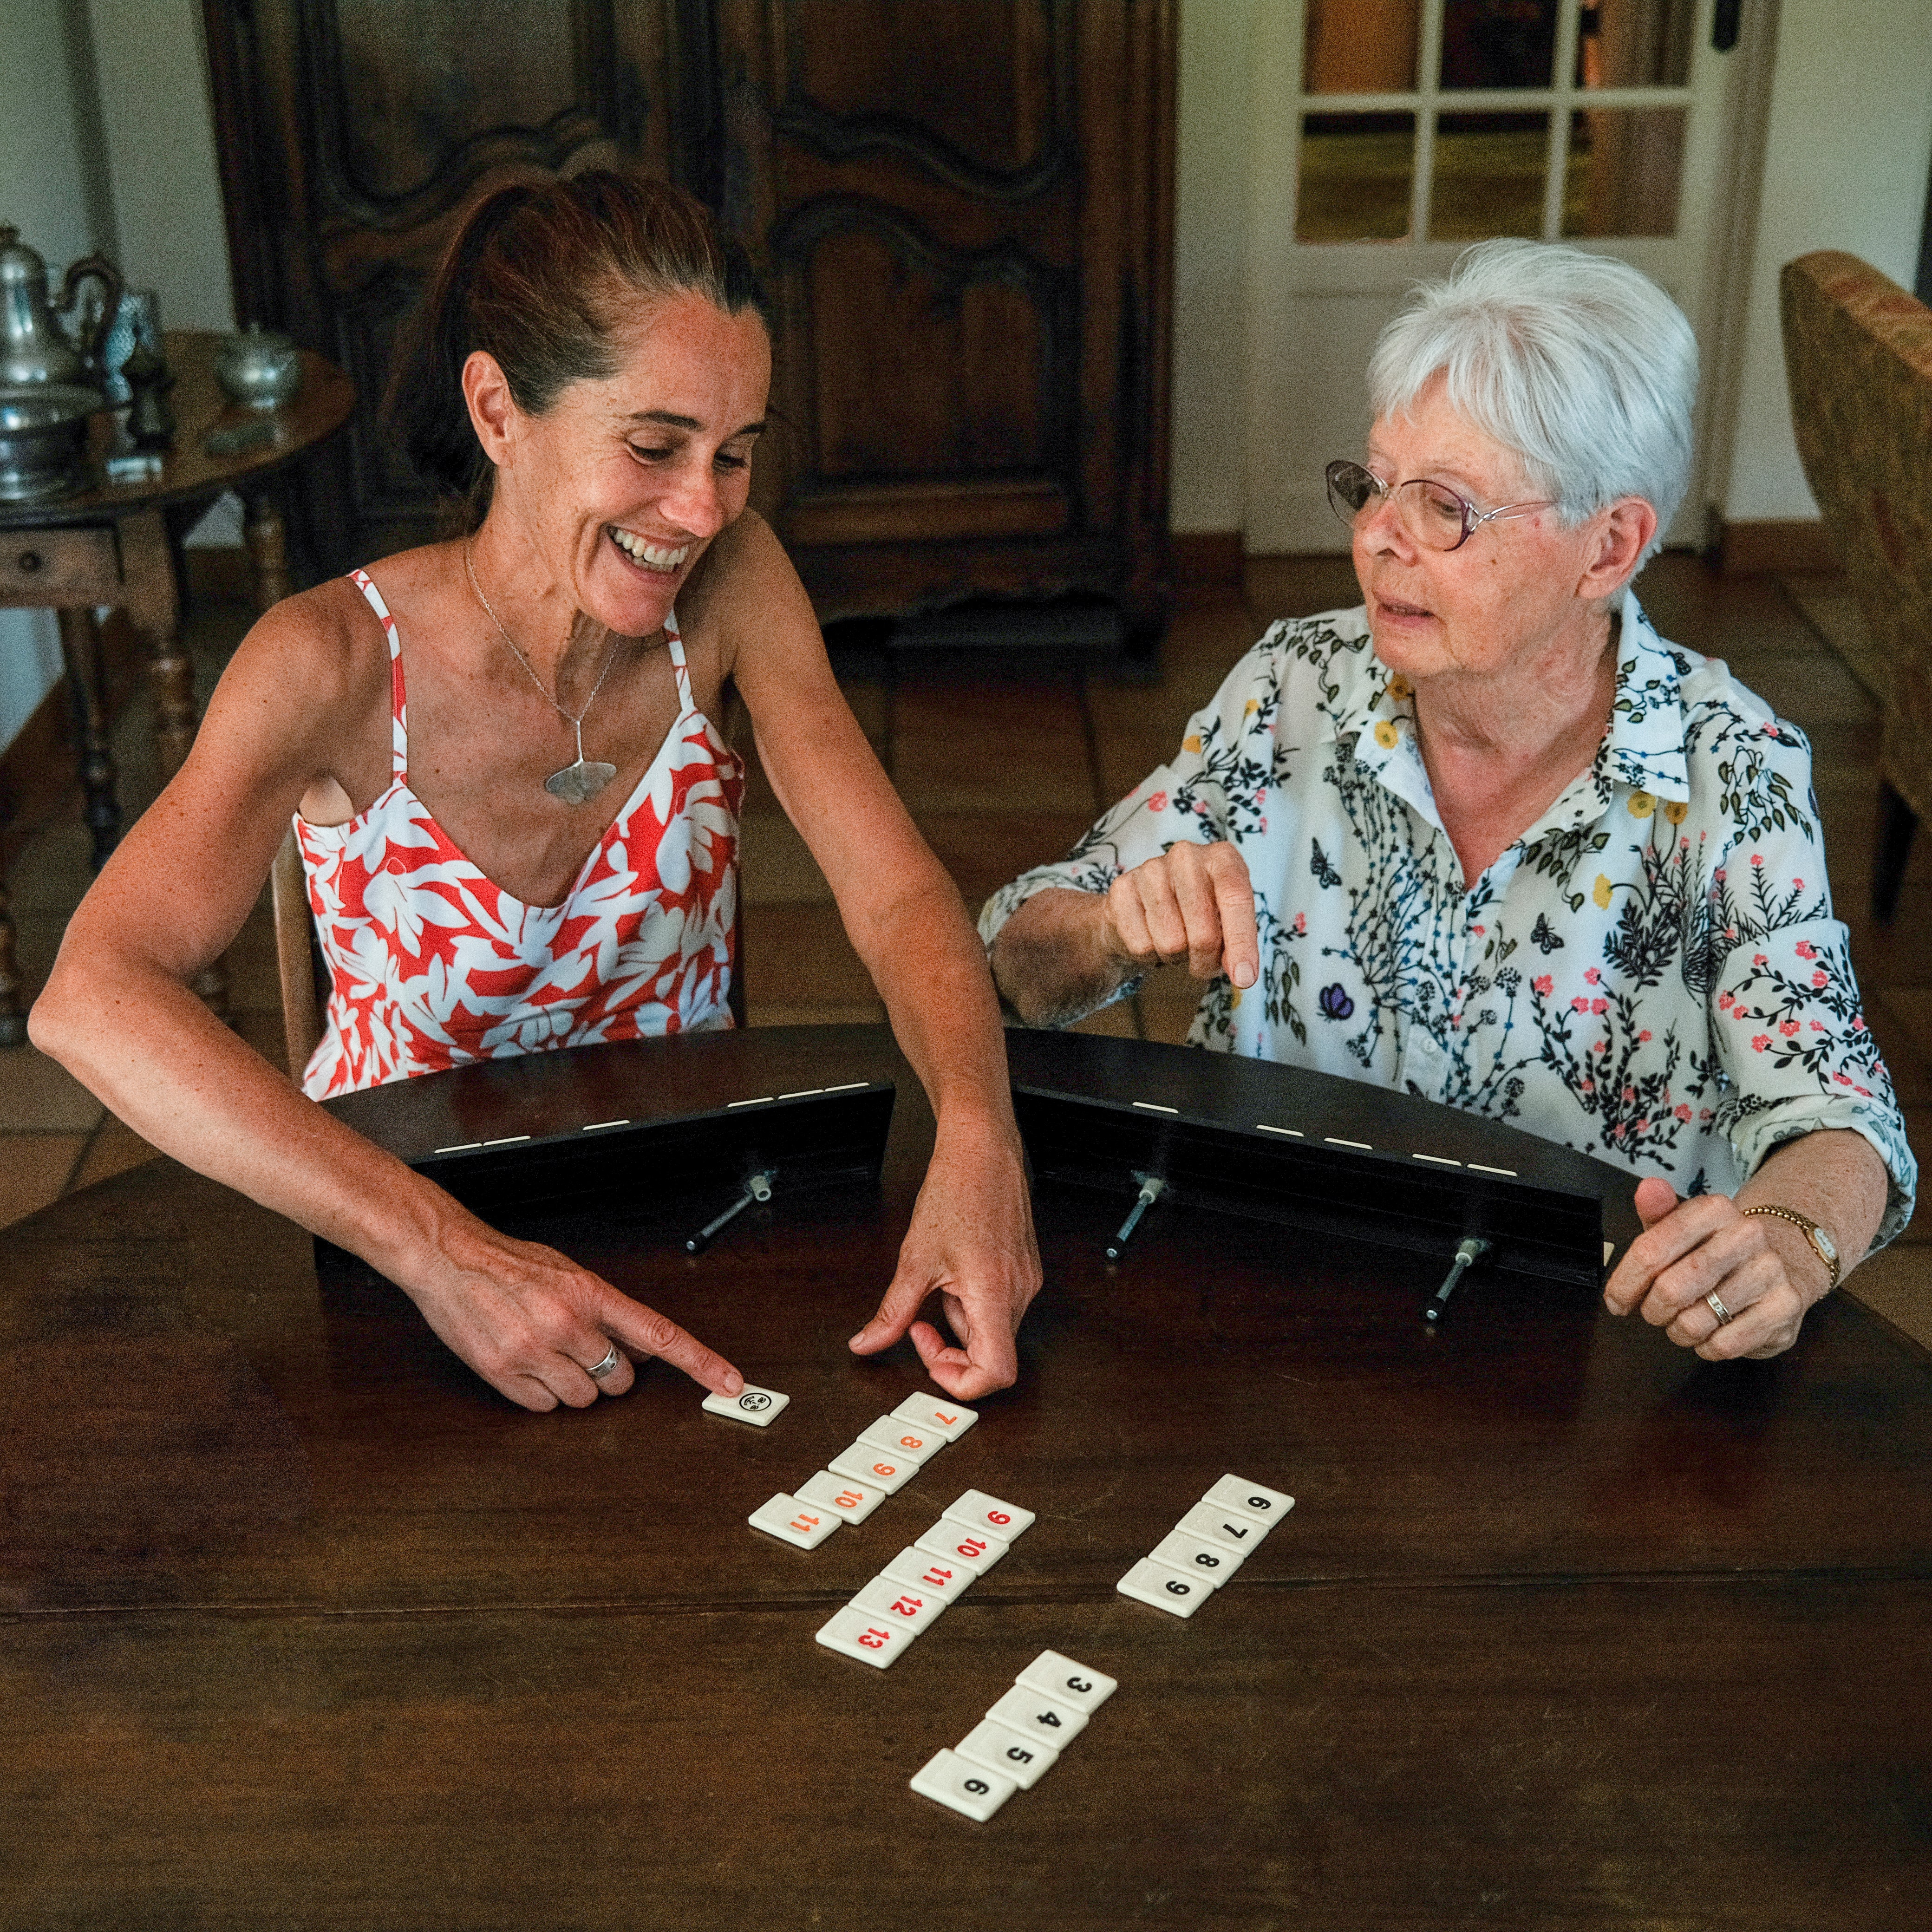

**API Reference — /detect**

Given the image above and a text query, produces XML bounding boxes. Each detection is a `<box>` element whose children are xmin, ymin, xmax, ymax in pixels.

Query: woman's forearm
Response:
<box><xmin>31</xmin><ymin>950</ymin><xmax>461</xmax><ymax>1281</ymax></box>
<box><xmin>987</xmin><ymin>886</ymin><xmax>1129</xmax><ymax>1029</ymax></box>
<box><xmin>1735</xmin><ymin>1127</ymin><xmax>1891</xmax><ymax>1300</ymax></box>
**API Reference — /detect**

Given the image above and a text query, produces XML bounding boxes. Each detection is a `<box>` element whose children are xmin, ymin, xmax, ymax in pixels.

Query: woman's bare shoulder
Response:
<box><xmin>679</xmin><ymin>510</ymin><xmax>815</xmax><ymax>666</ymax></box>
<box><xmin>222</xmin><ymin>574</ymin><xmax>392</xmax><ymax>716</ymax></box>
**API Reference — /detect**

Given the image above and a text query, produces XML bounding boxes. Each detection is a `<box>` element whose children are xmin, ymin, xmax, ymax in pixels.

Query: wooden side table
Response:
<box><xmin>0</xmin><ymin>331</ymin><xmax>353</xmax><ymax>1043</ymax></box>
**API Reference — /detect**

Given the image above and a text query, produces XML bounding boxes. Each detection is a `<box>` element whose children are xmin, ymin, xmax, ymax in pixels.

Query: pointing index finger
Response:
<box><xmin>600</xmin><ymin>1291</ymin><xmax>743</xmax><ymax>1397</ymax></box>
<box><xmin>1207</xmin><ymin>843</ymin><xmax>1260</xmax><ymax>990</ymax></box>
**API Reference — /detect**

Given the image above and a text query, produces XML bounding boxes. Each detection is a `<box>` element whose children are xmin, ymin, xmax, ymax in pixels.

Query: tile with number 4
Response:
<box><xmin>1016</xmin><ymin>1651</ymin><xmax>1117</xmax><ymax>1715</ymax></box>
<box><xmin>881</xmin><ymin>1546</ymin><xmax>973</xmax><ymax>1603</ymax></box>
<box><xmin>909</xmin><ymin>1747</ymin><xmax>1015</xmax><ymax>1821</ymax></box>
<box><xmin>985</xmin><ymin>1683</ymin><xmax>1088</xmax><ymax>1746</ymax></box>
<box><xmin>1203</xmin><ymin>1474</ymin><xmax>1295</xmax><ymax>1526</ymax></box>
<box><xmin>1116</xmin><ymin>1555</ymin><xmax>1211</xmax><ymax>1618</ymax></box>
<box><xmin>942</xmin><ymin>1488</ymin><xmax>1035</xmax><ymax>1540</ymax></box>
<box><xmin>857</xmin><ymin>1416</ymin><xmax>944</xmax><ymax>1463</ymax></box>
<box><xmin>816</xmin><ymin>1606</ymin><xmax>912</xmax><ymax>1670</ymax></box>
<box><xmin>914</xmin><ymin>1521</ymin><xmax>1009</xmax><ymax>1574</ymax></box>
<box><xmin>891</xmin><ymin>1394</ymin><xmax>978</xmax><ymax>1442</ymax></box>
<box><xmin>748</xmin><ymin>1492</ymin><xmax>840</xmax><ymax>1550</ymax></box>
<box><xmin>1150</xmin><ymin>1526</ymin><xmax>1244</xmax><ymax>1588</ymax></box>
<box><xmin>851</xmin><ymin>1573</ymin><xmax>946</xmax><ymax>1635</ymax></box>
<box><xmin>829</xmin><ymin>1444</ymin><xmax>915</xmax><ymax>1494</ymax></box>
<box><xmin>957</xmin><ymin>1717</ymin><xmax>1057</xmax><ymax>1790</ymax></box>
<box><xmin>1177</xmin><ymin>1500</ymin><xmax>1268</xmax><ymax>1555</ymax></box>
<box><xmin>702</xmin><ymin>1384</ymin><xmax>789</xmax><ymax>1427</ymax></box>
<box><xmin>795</xmin><ymin>1468</ymin><xmax>887</xmax><ymax>1525</ymax></box>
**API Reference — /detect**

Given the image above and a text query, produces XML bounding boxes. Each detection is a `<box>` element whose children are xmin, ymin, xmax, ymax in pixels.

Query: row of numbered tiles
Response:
<box><xmin>1116</xmin><ymin>1475</ymin><xmax>1295</xmax><ymax>1618</ymax></box>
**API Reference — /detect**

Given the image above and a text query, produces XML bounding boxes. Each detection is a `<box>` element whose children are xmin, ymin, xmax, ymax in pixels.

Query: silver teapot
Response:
<box><xmin>215</xmin><ymin>322</ymin><xmax>302</xmax><ymax>412</ymax></box>
<box><xmin>0</xmin><ymin>224</ymin><xmax>123</xmax><ymax>393</ymax></box>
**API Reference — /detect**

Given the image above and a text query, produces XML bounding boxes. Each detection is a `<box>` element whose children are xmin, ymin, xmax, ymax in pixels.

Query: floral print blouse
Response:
<box><xmin>980</xmin><ymin>594</ymin><xmax>1917</xmax><ymax>1240</ymax></box>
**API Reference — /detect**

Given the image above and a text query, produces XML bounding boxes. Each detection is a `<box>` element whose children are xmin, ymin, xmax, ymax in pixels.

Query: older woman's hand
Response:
<box><xmin>849</xmin><ymin>1113</ymin><xmax>1042</xmax><ymax>1399</ymax></box>
<box><xmin>1104</xmin><ymin>842</ymin><xmax>1260</xmax><ymax>988</ymax></box>
<box><xmin>1603</xmin><ymin>1176</ymin><xmax>1821</xmax><ymax>1359</ymax></box>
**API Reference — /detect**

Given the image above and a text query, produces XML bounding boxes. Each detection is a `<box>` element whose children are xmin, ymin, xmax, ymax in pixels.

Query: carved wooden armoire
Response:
<box><xmin>202</xmin><ymin>1</ymin><xmax>1175</xmax><ymax>643</ymax></box>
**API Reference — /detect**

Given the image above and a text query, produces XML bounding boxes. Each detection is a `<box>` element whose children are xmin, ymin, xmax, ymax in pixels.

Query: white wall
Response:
<box><xmin>0</xmin><ymin>0</ymin><xmax>117</xmax><ymax>747</ymax></box>
<box><xmin>1717</xmin><ymin>0</ymin><xmax>1932</xmax><ymax>521</ymax></box>
<box><xmin>1171</xmin><ymin>0</ymin><xmax>1932</xmax><ymax>547</ymax></box>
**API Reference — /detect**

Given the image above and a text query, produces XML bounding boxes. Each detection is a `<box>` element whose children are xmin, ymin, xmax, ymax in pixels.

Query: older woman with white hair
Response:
<box><xmin>983</xmin><ymin>240</ymin><xmax>1915</xmax><ymax>1362</ymax></box>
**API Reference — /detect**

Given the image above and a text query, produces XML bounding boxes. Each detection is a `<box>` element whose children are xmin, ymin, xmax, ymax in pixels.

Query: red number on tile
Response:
<box><xmin>858</xmin><ymin>1627</ymin><xmax>890</xmax><ymax>1650</ymax></box>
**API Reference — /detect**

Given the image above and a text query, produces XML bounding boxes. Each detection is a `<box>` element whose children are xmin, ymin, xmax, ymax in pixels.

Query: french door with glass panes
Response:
<box><xmin>1247</xmin><ymin>0</ymin><xmax>1761</xmax><ymax>551</ymax></box>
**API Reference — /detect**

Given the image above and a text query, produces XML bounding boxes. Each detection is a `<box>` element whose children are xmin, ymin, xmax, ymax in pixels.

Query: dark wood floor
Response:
<box><xmin>0</xmin><ymin>550</ymin><xmax>1923</xmax><ymax>1345</ymax></box>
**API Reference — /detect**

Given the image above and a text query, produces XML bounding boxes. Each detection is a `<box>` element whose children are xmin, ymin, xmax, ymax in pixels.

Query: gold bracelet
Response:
<box><xmin>1740</xmin><ymin>1204</ymin><xmax>1841</xmax><ymax>1291</ymax></box>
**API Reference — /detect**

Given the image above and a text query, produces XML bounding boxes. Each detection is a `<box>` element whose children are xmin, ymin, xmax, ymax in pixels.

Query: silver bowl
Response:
<box><xmin>215</xmin><ymin>324</ymin><xmax>302</xmax><ymax>413</ymax></box>
<box><xmin>0</xmin><ymin>384</ymin><xmax>100</xmax><ymax>503</ymax></box>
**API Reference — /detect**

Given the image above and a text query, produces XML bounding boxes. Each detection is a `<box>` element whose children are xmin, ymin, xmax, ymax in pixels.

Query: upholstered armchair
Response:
<box><xmin>1780</xmin><ymin>251</ymin><xmax>1932</xmax><ymax>921</ymax></box>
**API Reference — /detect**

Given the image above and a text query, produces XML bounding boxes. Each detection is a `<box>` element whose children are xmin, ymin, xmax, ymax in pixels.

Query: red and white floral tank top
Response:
<box><xmin>295</xmin><ymin>568</ymin><xmax>741</xmax><ymax>1099</ymax></box>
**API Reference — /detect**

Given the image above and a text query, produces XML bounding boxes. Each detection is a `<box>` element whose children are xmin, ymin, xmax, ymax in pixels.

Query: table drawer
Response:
<box><xmin>0</xmin><ymin>525</ymin><xmax>122</xmax><ymax>599</ymax></box>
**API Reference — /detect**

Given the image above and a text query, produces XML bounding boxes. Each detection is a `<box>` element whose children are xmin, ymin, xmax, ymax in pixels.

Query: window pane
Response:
<box><xmin>1576</xmin><ymin>0</ymin><xmax>1696</xmax><ymax>88</ymax></box>
<box><xmin>1429</xmin><ymin>112</ymin><xmax>1550</xmax><ymax>239</ymax></box>
<box><xmin>1304</xmin><ymin>0</ymin><xmax>1421</xmax><ymax>95</ymax></box>
<box><xmin>1441</xmin><ymin>0</ymin><xmax>1559</xmax><ymax>90</ymax></box>
<box><xmin>1299</xmin><ymin>114</ymin><xmax>1416</xmax><ymax>242</ymax></box>
<box><xmin>1562</xmin><ymin>107</ymin><xmax>1686</xmax><ymax>235</ymax></box>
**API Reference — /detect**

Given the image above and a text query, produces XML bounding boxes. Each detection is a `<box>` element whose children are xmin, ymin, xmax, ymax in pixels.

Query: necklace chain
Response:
<box><xmin>463</xmin><ymin>539</ymin><xmax>621</xmax><ymax>733</ymax></box>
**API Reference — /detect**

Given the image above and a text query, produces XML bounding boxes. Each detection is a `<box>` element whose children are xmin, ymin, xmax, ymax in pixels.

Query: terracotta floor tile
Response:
<box><xmin>1242</xmin><ymin>554</ymin><xmax>1361</xmax><ymax>620</ymax></box>
<box><xmin>747</xmin><ymin>1004</ymin><xmax>887</xmax><ymax>1029</ymax></box>
<box><xmin>912</xmin><ymin>811</ymin><xmax>1098</xmax><ymax>911</ymax></box>
<box><xmin>0</xmin><ymin>1042</ymin><xmax>106</xmax><ymax>1132</ymax></box>
<box><xmin>890</xmin><ymin>677</ymin><xmax>1096</xmax><ymax>814</ymax></box>
<box><xmin>741</xmin><ymin>903</ymin><xmax>877</xmax><ymax>1008</ymax></box>
<box><xmin>1865</xmin><ymin>991</ymin><xmax>1932</xmax><ymax>1104</ymax></box>
<box><xmin>0</xmin><ymin>1131</ymin><xmax>87</xmax><ymax>1228</ymax></box>
<box><xmin>1841</xmin><ymin>1240</ymin><xmax>1932</xmax><ymax>1356</ymax></box>
<box><xmin>1070</xmin><ymin>1000</ymin><xmax>1140</xmax><ymax>1039</ymax></box>
<box><xmin>69</xmin><ymin>1112</ymin><xmax>161</xmax><ymax>1192</ymax></box>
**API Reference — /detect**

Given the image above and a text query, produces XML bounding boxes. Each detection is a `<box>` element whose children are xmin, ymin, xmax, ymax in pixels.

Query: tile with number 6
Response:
<box><xmin>1203</xmin><ymin>1474</ymin><xmax>1295</xmax><ymax>1524</ymax></box>
<box><xmin>747</xmin><ymin>1492</ymin><xmax>840</xmax><ymax>1550</ymax></box>
<box><xmin>816</xmin><ymin>1606</ymin><xmax>912</xmax><ymax>1670</ymax></box>
<box><xmin>909</xmin><ymin>1747</ymin><xmax>1015</xmax><ymax>1821</ymax></box>
<box><xmin>941</xmin><ymin>1488</ymin><xmax>1035</xmax><ymax>1540</ymax></box>
<box><xmin>1117</xmin><ymin>1555</ymin><xmax>1210</xmax><ymax>1618</ymax></box>
<box><xmin>1016</xmin><ymin>1651</ymin><xmax>1117</xmax><ymax>1714</ymax></box>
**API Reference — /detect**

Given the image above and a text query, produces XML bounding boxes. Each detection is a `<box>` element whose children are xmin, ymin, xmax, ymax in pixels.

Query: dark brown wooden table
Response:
<box><xmin>3</xmin><ymin>1028</ymin><xmax>1927</xmax><ymax>1930</ymax></box>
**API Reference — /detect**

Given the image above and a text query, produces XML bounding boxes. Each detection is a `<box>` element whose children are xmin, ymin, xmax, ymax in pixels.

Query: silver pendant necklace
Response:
<box><xmin>464</xmin><ymin>539</ymin><xmax>622</xmax><ymax>805</ymax></box>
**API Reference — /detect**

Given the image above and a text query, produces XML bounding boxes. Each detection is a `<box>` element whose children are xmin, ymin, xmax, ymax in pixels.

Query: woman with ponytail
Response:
<box><xmin>33</xmin><ymin>172</ymin><xmax>1040</xmax><ymax>1413</ymax></box>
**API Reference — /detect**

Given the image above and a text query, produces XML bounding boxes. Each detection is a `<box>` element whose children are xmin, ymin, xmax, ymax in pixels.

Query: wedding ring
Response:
<box><xmin>587</xmin><ymin>1343</ymin><xmax>622</xmax><ymax>1379</ymax></box>
<box><xmin>1705</xmin><ymin>1291</ymin><xmax>1733</xmax><ymax>1327</ymax></box>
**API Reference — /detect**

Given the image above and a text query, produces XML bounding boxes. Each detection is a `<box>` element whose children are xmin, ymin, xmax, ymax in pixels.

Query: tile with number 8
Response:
<box><xmin>881</xmin><ymin>1546</ymin><xmax>973</xmax><ymax>1603</ymax></box>
<box><xmin>857</xmin><ymin>1416</ymin><xmax>944</xmax><ymax>1463</ymax></box>
<box><xmin>816</xmin><ymin>1606</ymin><xmax>912</xmax><ymax>1669</ymax></box>
<box><xmin>985</xmin><ymin>1683</ymin><xmax>1088</xmax><ymax>1746</ymax></box>
<box><xmin>1203</xmin><ymin>1474</ymin><xmax>1295</xmax><ymax>1524</ymax></box>
<box><xmin>795</xmin><ymin>1468</ymin><xmax>887</xmax><ymax>1525</ymax></box>
<box><xmin>747</xmin><ymin>1492</ymin><xmax>840</xmax><ymax>1550</ymax></box>
<box><xmin>1177</xmin><ymin>1500</ymin><xmax>1268</xmax><ymax>1554</ymax></box>
<box><xmin>1150</xmin><ymin>1525</ymin><xmax>1244</xmax><ymax>1587</ymax></box>
<box><xmin>702</xmin><ymin>1384</ymin><xmax>790</xmax><ymax>1426</ymax></box>
<box><xmin>909</xmin><ymin>1747</ymin><xmax>1015</xmax><ymax>1821</ymax></box>
<box><xmin>1116</xmin><ymin>1555</ymin><xmax>1210</xmax><ymax>1618</ymax></box>
<box><xmin>1016</xmin><ymin>1651</ymin><xmax>1117</xmax><ymax>1714</ymax></box>
<box><xmin>829</xmin><ymin>1444</ymin><xmax>915</xmax><ymax>1494</ymax></box>
<box><xmin>956</xmin><ymin>1717</ymin><xmax>1058</xmax><ymax>1790</ymax></box>
<box><xmin>942</xmin><ymin>1488</ymin><xmax>1035</xmax><ymax>1540</ymax></box>
<box><xmin>851</xmin><ymin>1573</ymin><xmax>946</xmax><ymax>1634</ymax></box>
<box><xmin>914</xmin><ymin>1521</ymin><xmax>1009</xmax><ymax>1574</ymax></box>
<box><xmin>891</xmin><ymin>1394</ymin><xmax>978</xmax><ymax>1442</ymax></box>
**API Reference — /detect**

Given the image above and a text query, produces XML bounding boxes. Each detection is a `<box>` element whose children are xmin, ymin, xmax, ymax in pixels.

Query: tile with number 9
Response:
<box><xmin>941</xmin><ymin>1488</ymin><xmax>1035</xmax><ymax>1540</ymax></box>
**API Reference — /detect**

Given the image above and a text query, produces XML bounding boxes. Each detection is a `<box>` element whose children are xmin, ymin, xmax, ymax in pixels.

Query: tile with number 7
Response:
<box><xmin>941</xmin><ymin>1488</ymin><xmax>1035</xmax><ymax>1540</ymax></box>
<box><xmin>816</xmin><ymin>1605</ymin><xmax>912</xmax><ymax>1669</ymax></box>
<box><xmin>891</xmin><ymin>1394</ymin><xmax>978</xmax><ymax>1442</ymax></box>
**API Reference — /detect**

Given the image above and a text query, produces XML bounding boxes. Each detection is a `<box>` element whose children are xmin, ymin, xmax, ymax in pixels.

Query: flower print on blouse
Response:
<box><xmin>296</xmin><ymin>569</ymin><xmax>740</xmax><ymax>1099</ymax></box>
<box><xmin>980</xmin><ymin>591</ymin><xmax>1917</xmax><ymax>1241</ymax></box>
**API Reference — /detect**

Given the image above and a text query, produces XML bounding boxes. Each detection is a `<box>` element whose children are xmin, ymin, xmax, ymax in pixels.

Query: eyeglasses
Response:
<box><xmin>1325</xmin><ymin>460</ymin><xmax>1552</xmax><ymax>553</ymax></box>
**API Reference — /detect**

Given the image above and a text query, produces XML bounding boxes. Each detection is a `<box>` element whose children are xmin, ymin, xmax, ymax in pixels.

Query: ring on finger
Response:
<box><xmin>1705</xmin><ymin>1290</ymin><xmax>1733</xmax><ymax>1327</ymax></box>
<box><xmin>587</xmin><ymin>1343</ymin><xmax>622</xmax><ymax>1379</ymax></box>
